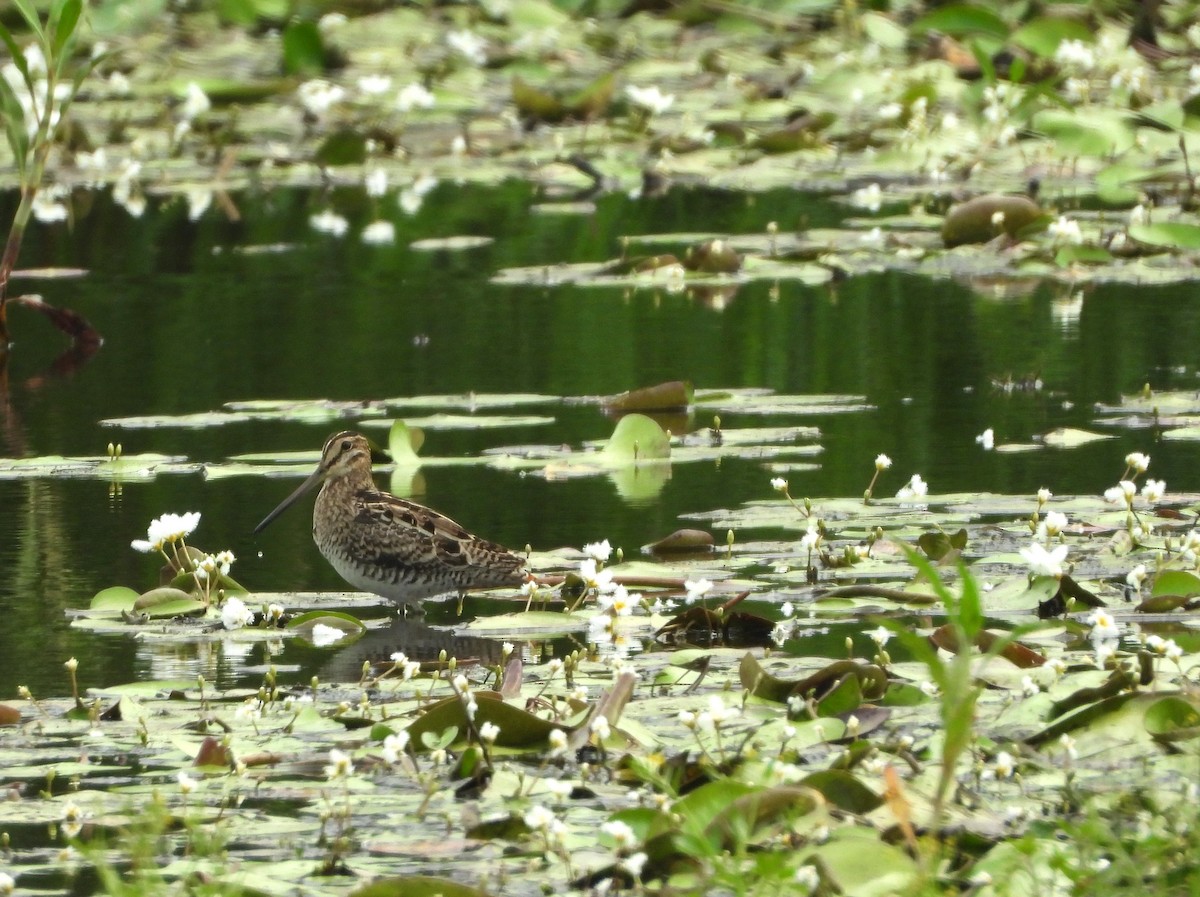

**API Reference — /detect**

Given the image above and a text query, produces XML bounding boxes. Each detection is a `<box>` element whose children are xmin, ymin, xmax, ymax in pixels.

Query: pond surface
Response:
<box><xmin>0</xmin><ymin>179</ymin><xmax>1196</xmax><ymax>696</ymax></box>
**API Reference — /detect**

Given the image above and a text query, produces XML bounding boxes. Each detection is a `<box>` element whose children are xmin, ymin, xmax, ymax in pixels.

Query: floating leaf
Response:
<box><xmin>1144</xmin><ymin>695</ymin><xmax>1200</xmax><ymax>744</ymax></box>
<box><xmin>133</xmin><ymin>588</ymin><xmax>207</xmax><ymax>617</ymax></box>
<box><xmin>602</xmin><ymin>413</ymin><xmax>671</xmax><ymax>462</ymax></box>
<box><xmin>942</xmin><ymin>195</ymin><xmax>1043</xmax><ymax>247</ymax></box>
<box><xmin>604</xmin><ymin>381</ymin><xmax>693</xmax><ymax>413</ymax></box>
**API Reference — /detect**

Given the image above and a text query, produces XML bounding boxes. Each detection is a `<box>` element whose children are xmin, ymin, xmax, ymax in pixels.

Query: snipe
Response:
<box><xmin>254</xmin><ymin>431</ymin><xmax>527</xmax><ymax>610</ymax></box>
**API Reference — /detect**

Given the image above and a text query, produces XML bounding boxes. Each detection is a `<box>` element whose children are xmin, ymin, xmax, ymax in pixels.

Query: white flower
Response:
<box><xmin>382</xmin><ymin>731</ymin><xmax>410</xmax><ymax>763</ymax></box>
<box><xmin>859</xmin><ymin>226</ymin><xmax>885</xmax><ymax>249</ymax></box>
<box><xmin>625</xmin><ymin>84</ymin><xmax>674</xmax><ymax>115</ymax></box>
<box><xmin>324</xmin><ymin>748</ymin><xmax>354</xmax><ymax>779</ymax></box>
<box><xmin>131</xmin><ymin>511</ymin><xmax>201</xmax><ymax>553</ymax></box>
<box><xmin>364</xmin><ymin>167</ymin><xmax>388</xmax><ymax>198</ymax></box>
<box><xmin>896</xmin><ymin>473</ymin><xmax>928</xmax><ymax>500</ymax></box>
<box><xmin>684</xmin><ymin>578</ymin><xmax>713</xmax><ymax>603</ymax></box>
<box><xmin>1126</xmin><ymin>452</ymin><xmax>1150</xmax><ymax>473</ymax></box>
<box><xmin>0</xmin><ymin>872</ymin><xmax>13</xmax><ymax>895</ymax></box>
<box><xmin>361</xmin><ymin>220</ymin><xmax>396</xmax><ymax>245</ymax></box>
<box><xmin>310</xmin><ymin>623</ymin><xmax>347</xmax><ymax>647</ymax></box>
<box><xmin>678</xmin><ymin>709</ymin><xmax>697</xmax><ymax>729</ymax></box>
<box><xmin>875</xmin><ymin>454</ymin><xmax>892</xmax><ymax>471</ymax></box>
<box><xmin>356</xmin><ymin>74</ymin><xmax>392</xmax><ymax>96</ymax></box>
<box><xmin>1047</xmin><ymin>215</ymin><xmax>1083</xmax><ymax>245</ymax></box>
<box><xmin>1141</xmin><ymin>479</ymin><xmax>1166</xmax><ymax>503</ymax></box>
<box><xmin>221</xmin><ymin>597</ymin><xmax>254</xmax><ymax>631</ymax></box>
<box><xmin>780</xmin><ymin>601</ymin><xmax>794</xmax><ymax>619</ymax></box>
<box><xmin>399</xmin><ymin>174</ymin><xmax>438</xmax><ymax>215</ymax></box>
<box><xmin>177</xmin><ymin>770</ymin><xmax>198</xmax><ymax>793</ymax></box>
<box><xmin>919</xmin><ymin>680</ymin><xmax>940</xmax><ymax>697</ymax></box>
<box><xmin>1086</xmin><ymin>609</ymin><xmax>1120</xmax><ymax>641</ymax></box>
<box><xmin>1020</xmin><ymin>542</ymin><xmax>1067</xmax><ymax>578</ymax></box>
<box><xmin>795</xmin><ymin>865</ymin><xmax>820</xmax><ymax>892</ymax></box>
<box><xmin>608</xmin><ymin>585</ymin><xmax>635</xmax><ymax>617</ymax></box>
<box><xmin>309</xmin><ymin>209</ymin><xmax>349</xmax><ymax>237</ymax></box>
<box><xmin>876</xmin><ymin>102</ymin><xmax>902</xmax><ymax>121</ymax></box>
<box><xmin>771</xmin><ymin>476</ymin><xmax>788</xmax><ymax>493</ymax></box>
<box><xmin>1020</xmin><ymin>676</ymin><xmax>1040</xmax><ymax>697</ymax></box>
<box><xmin>1037</xmin><ymin>487</ymin><xmax>1053</xmax><ymax>505</ymax></box>
<box><xmin>601</xmin><ymin>819</ymin><xmax>637</xmax><ymax>849</ymax></box>
<box><xmin>32</xmin><ymin>187</ymin><xmax>68</xmax><ymax>222</ymax></box>
<box><xmin>396</xmin><ymin>82</ymin><xmax>435</xmax><ymax>112</ymax></box>
<box><xmin>1054</xmin><ymin>38</ymin><xmax>1096</xmax><ymax>71</ymax></box>
<box><xmin>868</xmin><ymin>626</ymin><xmax>891</xmax><ymax>647</ymax></box>
<box><xmin>547</xmin><ymin>728</ymin><xmax>568</xmax><ymax>757</ymax></box>
<box><xmin>1104</xmin><ymin>480</ymin><xmax>1137</xmax><ymax>505</ymax></box>
<box><xmin>622</xmin><ymin>852</ymin><xmax>647</xmax><ymax>877</ymax></box>
<box><xmin>583</xmin><ymin>539</ymin><xmax>612</xmax><ymax>562</ymax></box>
<box><xmin>579</xmin><ymin>558</ymin><xmax>615</xmax><ymax>594</ymax></box>
<box><xmin>1039</xmin><ymin>510</ymin><xmax>1068</xmax><ymax>539</ymax></box>
<box><xmin>799</xmin><ymin>525</ymin><xmax>821</xmax><ymax>552</ymax></box>
<box><xmin>544</xmin><ymin>778</ymin><xmax>573</xmax><ymax>799</ymax></box>
<box><xmin>1129</xmin><ymin>203</ymin><xmax>1148</xmax><ymax>227</ymax></box>
<box><xmin>992</xmin><ymin>751</ymin><xmax>1015</xmax><ymax>779</ymax></box>
<box><xmin>296</xmin><ymin>79</ymin><xmax>346</xmax><ymax>117</ymax></box>
<box><xmin>975</xmin><ymin>428</ymin><xmax>995</xmax><ymax>450</ymax></box>
<box><xmin>524</xmin><ymin>804</ymin><xmax>556</xmax><ymax>831</ymax></box>
<box><xmin>1126</xmin><ymin>564</ymin><xmax>1147</xmax><ymax>590</ymax></box>
<box><xmin>1059</xmin><ymin>733</ymin><xmax>1078</xmax><ymax>760</ymax></box>
<box><xmin>179</xmin><ymin>82</ymin><xmax>211</xmax><ymax>121</ymax></box>
<box><xmin>447</xmin><ymin>30</ymin><xmax>488</xmax><ymax>65</ymax></box>
<box><xmin>478</xmin><ymin>721</ymin><xmax>501</xmax><ymax>744</ymax></box>
<box><xmin>851</xmin><ymin>183</ymin><xmax>882</xmax><ymax>212</ymax></box>
<box><xmin>590</xmin><ymin>715</ymin><xmax>611</xmax><ymax>740</ymax></box>
<box><xmin>1095</xmin><ymin>641</ymin><xmax>1116</xmax><ymax>668</ymax></box>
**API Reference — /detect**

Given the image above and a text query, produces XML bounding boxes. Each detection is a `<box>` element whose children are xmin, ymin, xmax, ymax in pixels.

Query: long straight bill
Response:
<box><xmin>253</xmin><ymin>468</ymin><xmax>324</xmax><ymax>534</ymax></box>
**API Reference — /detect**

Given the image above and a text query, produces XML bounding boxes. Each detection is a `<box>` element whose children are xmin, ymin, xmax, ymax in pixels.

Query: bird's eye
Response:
<box><xmin>341</xmin><ymin>440</ymin><xmax>351</xmax><ymax>452</ymax></box>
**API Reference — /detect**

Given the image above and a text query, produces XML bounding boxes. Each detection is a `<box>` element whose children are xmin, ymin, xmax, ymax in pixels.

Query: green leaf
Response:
<box><xmin>282</xmin><ymin>20</ymin><xmax>325</xmax><ymax>76</ymax></box>
<box><xmin>910</xmin><ymin>4</ymin><xmax>1009</xmax><ymax>40</ymax></box>
<box><xmin>602</xmin><ymin>413</ymin><xmax>671</xmax><ymax>462</ymax></box>
<box><xmin>314</xmin><ymin>128</ymin><xmax>367</xmax><ymax>166</ymax></box>
<box><xmin>1144</xmin><ymin>695</ymin><xmax>1200</xmax><ymax>743</ymax></box>
<box><xmin>1150</xmin><ymin>569</ymin><xmax>1200</xmax><ymax>599</ymax></box>
<box><xmin>387</xmin><ymin>419</ymin><xmax>423</xmax><ymax>466</ymax></box>
<box><xmin>1128</xmin><ymin>222</ymin><xmax>1200</xmax><ymax>250</ymax></box>
<box><xmin>10</xmin><ymin>0</ymin><xmax>46</xmax><ymax>43</ymax></box>
<box><xmin>50</xmin><ymin>0</ymin><xmax>82</xmax><ymax>57</ymax></box>
<box><xmin>1010</xmin><ymin>17</ymin><xmax>1094</xmax><ymax>59</ymax></box>
<box><xmin>90</xmin><ymin>586</ymin><xmax>140</xmax><ymax>611</ymax></box>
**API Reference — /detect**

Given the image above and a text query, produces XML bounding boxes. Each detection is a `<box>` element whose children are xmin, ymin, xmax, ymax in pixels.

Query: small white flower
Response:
<box><xmin>544</xmin><ymin>778</ymin><xmax>573</xmax><ymax>800</ymax></box>
<box><xmin>1126</xmin><ymin>564</ymin><xmax>1147</xmax><ymax>591</ymax></box>
<box><xmin>0</xmin><ymin>871</ymin><xmax>13</xmax><ymax>895</ymax></box>
<box><xmin>1086</xmin><ymin>609</ymin><xmax>1120</xmax><ymax>641</ymax></box>
<box><xmin>875</xmin><ymin>454</ymin><xmax>892</xmax><ymax>471</ymax></box>
<box><xmin>622</xmin><ymin>852</ymin><xmax>647</xmax><ymax>877</ymax></box>
<box><xmin>678</xmin><ymin>709</ymin><xmax>697</xmax><ymax>729</ymax></box>
<box><xmin>324</xmin><ymin>748</ymin><xmax>354</xmax><ymax>780</ymax></box>
<box><xmin>356</xmin><ymin>74</ymin><xmax>392</xmax><ymax>96</ymax></box>
<box><xmin>382</xmin><ymin>731</ymin><xmax>410</xmax><ymax>763</ymax></box>
<box><xmin>1047</xmin><ymin>215</ymin><xmax>1083</xmax><ymax>245</ymax></box>
<box><xmin>296</xmin><ymin>79</ymin><xmax>346</xmax><ymax>117</ymax></box>
<box><xmin>1104</xmin><ymin>480</ymin><xmax>1137</xmax><ymax>505</ymax></box>
<box><xmin>1020</xmin><ymin>542</ymin><xmax>1067</xmax><ymax>578</ymax></box>
<box><xmin>131</xmin><ymin>511</ymin><xmax>202</xmax><ymax>553</ymax></box>
<box><xmin>361</xmin><ymin>220</ymin><xmax>396</xmax><ymax>245</ymax></box>
<box><xmin>625</xmin><ymin>84</ymin><xmax>674</xmax><ymax>115</ymax></box>
<box><xmin>1126</xmin><ymin>452</ymin><xmax>1151</xmax><ymax>473</ymax></box>
<box><xmin>1037</xmin><ymin>487</ymin><xmax>1053</xmax><ymax>505</ymax></box>
<box><xmin>601</xmin><ymin>819</ymin><xmax>637</xmax><ymax>849</ymax></box>
<box><xmin>684</xmin><ymin>578</ymin><xmax>713</xmax><ymax>603</ymax></box>
<box><xmin>795</xmin><ymin>864</ymin><xmax>820</xmax><ymax>892</ymax></box>
<box><xmin>478</xmin><ymin>721</ymin><xmax>501</xmax><ymax>744</ymax></box>
<box><xmin>179</xmin><ymin>82</ymin><xmax>211</xmax><ymax>121</ymax></box>
<box><xmin>579</xmin><ymin>558</ymin><xmax>616</xmax><ymax>594</ymax></box>
<box><xmin>583</xmin><ymin>539</ymin><xmax>613</xmax><ymax>562</ymax></box>
<box><xmin>1129</xmin><ymin>203</ymin><xmax>1148</xmax><ymax>227</ymax></box>
<box><xmin>868</xmin><ymin>626</ymin><xmax>891</xmax><ymax>647</ymax></box>
<box><xmin>447</xmin><ymin>30</ymin><xmax>488</xmax><ymax>65</ymax></box>
<box><xmin>1020</xmin><ymin>676</ymin><xmax>1040</xmax><ymax>697</ymax></box>
<box><xmin>547</xmin><ymin>728</ymin><xmax>568</xmax><ymax>757</ymax></box>
<box><xmin>309</xmin><ymin>209</ymin><xmax>349</xmax><ymax>237</ymax></box>
<box><xmin>1040</xmin><ymin>510</ymin><xmax>1068</xmax><ymax>539</ymax></box>
<box><xmin>992</xmin><ymin>750</ymin><xmax>1016</xmax><ymax>779</ymax></box>
<box><xmin>220</xmin><ymin>597</ymin><xmax>254</xmax><ymax>631</ymax></box>
<box><xmin>364</xmin><ymin>167</ymin><xmax>388</xmax><ymax>198</ymax></box>
<box><xmin>799</xmin><ymin>525</ymin><xmax>821</xmax><ymax>552</ymax></box>
<box><xmin>523</xmin><ymin>804</ymin><xmax>556</xmax><ymax>831</ymax></box>
<box><xmin>896</xmin><ymin>473</ymin><xmax>928</xmax><ymax>499</ymax></box>
<box><xmin>770</xmin><ymin>476</ymin><xmax>788</xmax><ymax>493</ymax></box>
<box><xmin>1059</xmin><ymin>733</ymin><xmax>1078</xmax><ymax>760</ymax></box>
<box><xmin>876</xmin><ymin>102</ymin><xmax>902</xmax><ymax>121</ymax></box>
<box><xmin>975</xmin><ymin>428</ymin><xmax>995</xmax><ymax>450</ymax></box>
<box><xmin>177</xmin><ymin>770</ymin><xmax>198</xmax><ymax>794</ymax></box>
<box><xmin>1054</xmin><ymin>38</ymin><xmax>1096</xmax><ymax>71</ymax></box>
<box><xmin>396</xmin><ymin>82</ymin><xmax>435</xmax><ymax>112</ymax></box>
<box><xmin>1141</xmin><ymin>479</ymin><xmax>1166</xmax><ymax>503</ymax></box>
<box><xmin>590</xmin><ymin>715</ymin><xmax>611</xmax><ymax>740</ymax></box>
<box><xmin>780</xmin><ymin>601</ymin><xmax>794</xmax><ymax>619</ymax></box>
<box><xmin>851</xmin><ymin>183</ymin><xmax>882</xmax><ymax>212</ymax></box>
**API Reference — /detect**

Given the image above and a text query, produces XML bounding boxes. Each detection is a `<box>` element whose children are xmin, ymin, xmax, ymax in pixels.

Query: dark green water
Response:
<box><xmin>1</xmin><ymin>180</ymin><xmax>1196</xmax><ymax>696</ymax></box>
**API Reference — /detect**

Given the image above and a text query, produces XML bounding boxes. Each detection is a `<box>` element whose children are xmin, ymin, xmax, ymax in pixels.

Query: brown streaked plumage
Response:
<box><xmin>254</xmin><ymin>431</ymin><xmax>526</xmax><ymax>610</ymax></box>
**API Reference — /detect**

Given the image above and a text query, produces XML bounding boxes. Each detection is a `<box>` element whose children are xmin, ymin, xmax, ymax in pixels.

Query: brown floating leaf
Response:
<box><xmin>348</xmin><ymin>875</ymin><xmax>493</xmax><ymax>897</ymax></box>
<box><xmin>929</xmin><ymin>625</ymin><xmax>1046</xmax><ymax>669</ymax></box>
<box><xmin>604</xmin><ymin>380</ymin><xmax>694</xmax><ymax>413</ymax></box>
<box><xmin>646</xmin><ymin>528</ymin><xmax>714</xmax><ymax>554</ymax></box>
<box><xmin>683</xmin><ymin>239</ymin><xmax>741</xmax><ymax>273</ymax></box>
<box><xmin>942</xmin><ymin>194</ymin><xmax>1043</xmax><ymax>247</ymax></box>
<box><xmin>0</xmin><ymin>703</ymin><xmax>20</xmax><ymax>726</ymax></box>
<box><xmin>739</xmin><ymin>653</ymin><xmax>888</xmax><ymax>704</ymax></box>
<box><xmin>194</xmin><ymin>735</ymin><xmax>233</xmax><ymax>768</ymax></box>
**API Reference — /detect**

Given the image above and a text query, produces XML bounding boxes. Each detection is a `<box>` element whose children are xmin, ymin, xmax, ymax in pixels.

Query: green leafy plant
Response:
<box><xmin>0</xmin><ymin>0</ymin><xmax>99</xmax><ymax>350</ymax></box>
